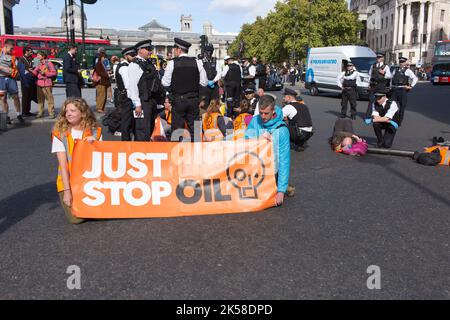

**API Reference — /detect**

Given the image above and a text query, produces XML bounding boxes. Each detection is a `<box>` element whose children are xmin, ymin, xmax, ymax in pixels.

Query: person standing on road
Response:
<box><xmin>162</xmin><ymin>38</ymin><xmax>208</xmax><ymax>141</ymax></box>
<box><xmin>199</xmin><ymin>44</ymin><xmax>221</xmax><ymax>108</ymax></box>
<box><xmin>52</xmin><ymin>98</ymin><xmax>102</xmax><ymax>224</ymax></box>
<box><xmin>365</xmin><ymin>52</ymin><xmax>391</xmax><ymax>121</ymax></box>
<box><xmin>115</xmin><ymin>47</ymin><xmax>136</xmax><ymax>141</ymax></box>
<box><xmin>63</xmin><ymin>45</ymin><xmax>82</xmax><ymax>98</ymax></box>
<box><xmin>253</xmin><ymin>57</ymin><xmax>267</xmax><ymax>91</ymax></box>
<box><xmin>0</xmin><ymin>40</ymin><xmax>24</xmax><ymax>124</ymax></box>
<box><xmin>245</xmin><ymin>95</ymin><xmax>291</xmax><ymax>206</ymax></box>
<box><xmin>18</xmin><ymin>46</ymin><xmax>37</xmax><ymax>117</ymax></box>
<box><xmin>337</xmin><ymin>61</ymin><xmax>359</xmax><ymax>120</ymax></box>
<box><xmin>32</xmin><ymin>51</ymin><xmax>57</xmax><ymax>119</ymax></box>
<box><xmin>222</xmin><ymin>56</ymin><xmax>243</xmax><ymax>119</ymax></box>
<box><xmin>94</xmin><ymin>52</ymin><xmax>111</xmax><ymax>114</ymax></box>
<box><xmin>390</xmin><ymin>57</ymin><xmax>418</xmax><ymax>126</ymax></box>
<box><xmin>241</xmin><ymin>57</ymin><xmax>256</xmax><ymax>91</ymax></box>
<box><xmin>128</xmin><ymin>40</ymin><xmax>164</xmax><ymax>142</ymax></box>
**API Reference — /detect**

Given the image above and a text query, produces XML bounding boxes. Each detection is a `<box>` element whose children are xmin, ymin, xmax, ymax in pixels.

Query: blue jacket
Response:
<box><xmin>18</xmin><ymin>57</ymin><xmax>36</xmax><ymax>88</ymax></box>
<box><xmin>245</xmin><ymin>106</ymin><xmax>291</xmax><ymax>193</ymax></box>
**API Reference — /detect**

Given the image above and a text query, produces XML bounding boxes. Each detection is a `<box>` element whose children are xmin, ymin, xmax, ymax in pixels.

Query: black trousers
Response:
<box><xmin>365</xmin><ymin>91</ymin><xmax>376</xmax><ymax>119</ymax></box>
<box><xmin>119</xmin><ymin>96</ymin><xmax>135</xmax><ymax>141</ymax></box>
<box><xmin>199</xmin><ymin>85</ymin><xmax>219</xmax><ymax>107</ymax></box>
<box><xmin>225</xmin><ymin>82</ymin><xmax>241</xmax><ymax>118</ymax></box>
<box><xmin>66</xmin><ymin>83</ymin><xmax>81</xmax><ymax>98</ymax></box>
<box><xmin>21</xmin><ymin>84</ymin><xmax>35</xmax><ymax>115</ymax></box>
<box><xmin>391</xmin><ymin>88</ymin><xmax>408</xmax><ymax>125</ymax></box>
<box><xmin>171</xmin><ymin>96</ymin><xmax>200</xmax><ymax>142</ymax></box>
<box><xmin>341</xmin><ymin>87</ymin><xmax>357</xmax><ymax>117</ymax></box>
<box><xmin>135</xmin><ymin>102</ymin><xmax>157</xmax><ymax>142</ymax></box>
<box><xmin>291</xmin><ymin>130</ymin><xmax>314</xmax><ymax>148</ymax></box>
<box><xmin>373</xmin><ymin>122</ymin><xmax>397</xmax><ymax>149</ymax></box>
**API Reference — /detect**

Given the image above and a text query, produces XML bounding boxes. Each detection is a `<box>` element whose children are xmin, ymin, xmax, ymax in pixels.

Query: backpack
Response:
<box><xmin>413</xmin><ymin>149</ymin><xmax>442</xmax><ymax>166</ymax></box>
<box><xmin>44</xmin><ymin>62</ymin><xmax>57</xmax><ymax>82</ymax></box>
<box><xmin>102</xmin><ymin>108</ymin><xmax>121</xmax><ymax>133</ymax></box>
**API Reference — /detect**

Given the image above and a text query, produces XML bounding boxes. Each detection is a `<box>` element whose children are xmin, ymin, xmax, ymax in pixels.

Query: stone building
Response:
<box><xmin>14</xmin><ymin>2</ymin><xmax>237</xmax><ymax>61</ymax></box>
<box><xmin>0</xmin><ymin>0</ymin><xmax>19</xmax><ymax>35</ymax></box>
<box><xmin>350</xmin><ymin>0</ymin><xmax>450</xmax><ymax>66</ymax></box>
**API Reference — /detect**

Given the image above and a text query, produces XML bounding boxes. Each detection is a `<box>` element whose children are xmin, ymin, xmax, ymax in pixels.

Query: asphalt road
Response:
<box><xmin>0</xmin><ymin>83</ymin><xmax>449</xmax><ymax>299</ymax></box>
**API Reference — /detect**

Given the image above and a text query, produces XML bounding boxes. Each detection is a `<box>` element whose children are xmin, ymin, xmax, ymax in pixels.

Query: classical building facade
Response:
<box><xmin>14</xmin><ymin>3</ymin><xmax>237</xmax><ymax>61</ymax></box>
<box><xmin>350</xmin><ymin>0</ymin><xmax>450</xmax><ymax>66</ymax></box>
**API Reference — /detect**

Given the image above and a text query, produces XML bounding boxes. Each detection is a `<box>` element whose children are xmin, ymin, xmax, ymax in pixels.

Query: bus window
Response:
<box><xmin>16</xmin><ymin>40</ymin><xmax>28</xmax><ymax>47</ymax></box>
<box><xmin>29</xmin><ymin>40</ymin><xmax>46</xmax><ymax>48</ymax></box>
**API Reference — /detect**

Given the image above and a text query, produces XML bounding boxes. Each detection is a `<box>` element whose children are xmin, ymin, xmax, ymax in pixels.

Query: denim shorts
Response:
<box><xmin>0</xmin><ymin>77</ymin><xmax>19</xmax><ymax>95</ymax></box>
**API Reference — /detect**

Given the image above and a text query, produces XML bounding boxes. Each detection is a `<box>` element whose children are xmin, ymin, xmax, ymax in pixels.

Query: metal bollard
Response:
<box><xmin>0</xmin><ymin>112</ymin><xmax>7</xmax><ymax>131</ymax></box>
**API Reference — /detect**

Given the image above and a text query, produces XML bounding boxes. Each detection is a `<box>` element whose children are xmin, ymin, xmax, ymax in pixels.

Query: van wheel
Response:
<box><xmin>309</xmin><ymin>85</ymin><xmax>319</xmax><ymax>96</ymax></box>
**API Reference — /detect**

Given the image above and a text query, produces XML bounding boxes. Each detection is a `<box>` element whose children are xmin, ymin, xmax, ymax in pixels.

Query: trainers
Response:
<box><xmin>22</xmin><ymin>112</ymin><xmax>37</xmax><ymax>117</ymax></box>
<box><xmin>6</xmin><ymin>116</ymin><xmax>11</xmax><ymax>125</ymax></box>
<box><xmin>286</xmin><ymin>186</ymin><xmax>296</xmax><ymax>197</ymax></box>
<box><xmin>16</xmin><ymin>115</ymin><xmax>25</xmax><ymax>123</ymax></box>
<box><xmin>35</xmin><ymin>114</ymin><xmax>44</xmax><ymax>119</ymax></box>
<box><xmin>49</xmin><ymin>114</ymin><xmax>57</xmax><ymax>119</ymax></box>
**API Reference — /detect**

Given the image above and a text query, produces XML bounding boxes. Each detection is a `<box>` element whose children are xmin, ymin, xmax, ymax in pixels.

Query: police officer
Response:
<box><xmin>200</xmin><ymin>44</ymin><xmax>221</xmax><ymax>107</ymax></box>
<box><xmin>365</xmin><ymin>52</ymin><xmax>392</xmax><ymax>121</ymax></box>
<box><xmin>369</xmin><ymin>90</ymin><xmax>400</xmax><ymax>149</ymax></box>
<box><xmin>115</xmin><ymin>46</ymin><xmax>136</xmax><ymax>141</ymax></box>
<box><xmin>162</xmin><ymin>37</ymin><xmax>208</xmax><ymax>141</ymax></box>
<box><xmin>243</xmin><ymin>87</ymin><xmax>259</xmax><ymax>115</ymax></box>
<box><xmin>128</xmin><ymin>40</ymin><xmax>164</xmax><ymax>142</ymax></box>
<box><xmin>337</xmin><ymin>61</ymin><xmax>359</xmax><ymax>120</ymax></box>
<box><xmin>391</xmin><ymin>57</ymin><xmax>418</xmax><ymax>126</ymax></box>
<box><xmin>282</xmin><ymin>88</ymin><xmax>314</xmax><ymax>152</ymax></box>
<box><xmin>253</xmin><ymin>57</ymin><xmax>267</xmax><ymax>90</ymax></box>
<box><xmin>241</xmin><ymin>57</ymin><xmax>256</xmax><ymax>91</ymax></box>
<box><xmin>221</xmin><ymin>55</ymin><xmax>243</xmax><ymax>118</ymax></box>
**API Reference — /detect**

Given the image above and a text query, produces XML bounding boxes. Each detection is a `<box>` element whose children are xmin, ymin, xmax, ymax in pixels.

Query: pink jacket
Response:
<box><xmin>32</xmin><ymin>60</ymin><xmax>57</xmax><ymax>87</ymax></box>
<box><xmin>342</xmin><ymin>141</ymin><xmax>368</xmax><ymax>156</ymax></box>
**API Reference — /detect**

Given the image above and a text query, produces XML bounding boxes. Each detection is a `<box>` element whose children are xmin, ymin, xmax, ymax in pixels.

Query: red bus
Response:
<box><xmin>0</xmin><ymin>34</ymin><xmax>111</xmax><ymax>59</ymax></box>
<box><xmin>431</xmin><ymin>40</ymin><xmax>450</xmax><ymax>85</ymax></box>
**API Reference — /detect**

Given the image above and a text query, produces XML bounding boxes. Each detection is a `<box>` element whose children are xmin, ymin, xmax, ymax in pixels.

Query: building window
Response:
<box><xmin>385</xmin><ymin>34</ymin><xmax>387</xmax><ymax>48</ymax></box>
<box><xmin>441</xmin><ymin>10</ymin><xmax>445</xmax><ymax>22</ymax></box>
<box><xmin>411</xmin><ymin>29</ymin><xmax>418</xmax><ymax>44</ymax></box>
<box><xmin>391</xmin><ymin>14</ymin><xmax>394</xmax><ymax>25</ymax></box>
<box><xmin>423</xmin><ymin>34</ymin><xmax>427</xmax><ymax>44</ymax></box>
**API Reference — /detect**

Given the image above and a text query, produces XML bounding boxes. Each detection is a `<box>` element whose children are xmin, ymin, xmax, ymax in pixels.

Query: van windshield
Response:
<box><xmin>350</xmin><ymin>57</ymin><xmax>377</xmax><ymax>73</ymax></box>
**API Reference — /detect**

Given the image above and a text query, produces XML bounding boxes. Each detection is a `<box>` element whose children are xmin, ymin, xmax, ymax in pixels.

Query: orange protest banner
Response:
<box><xmin>70</xmin><ymin>139</ymin><xmax>277</xmax><ymax>219</ymax></box>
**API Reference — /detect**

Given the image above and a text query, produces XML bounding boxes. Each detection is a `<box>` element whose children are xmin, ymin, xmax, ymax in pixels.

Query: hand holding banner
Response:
<box><xmin>70</xmin><ymin>139</ymin><xmax>277</xmax><ymax>219</ymax></box>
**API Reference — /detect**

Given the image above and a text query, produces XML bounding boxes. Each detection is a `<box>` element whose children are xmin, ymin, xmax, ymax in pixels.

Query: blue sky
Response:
<box><xmin>14</xmin><ymin>0</ymin><xmax>281</xmax><ymax>34</ymax></box>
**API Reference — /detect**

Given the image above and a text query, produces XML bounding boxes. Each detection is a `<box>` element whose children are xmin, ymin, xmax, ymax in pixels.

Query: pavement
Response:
<box><xmin>0</xmin><ymin>83</ymin><xmax>449</xmax><ymax>299</ymax></box>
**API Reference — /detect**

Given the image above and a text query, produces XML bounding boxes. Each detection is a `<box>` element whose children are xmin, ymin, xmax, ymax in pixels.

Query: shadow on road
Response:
<box><xmin>0</xmin><ymin>182</ymin><xmax>58</xmax><ymax>235</ymax></box>
<box><xmin>363</xmin><ymin>154</ymin><xmax>450</xmax><ymax>208</ymax></box>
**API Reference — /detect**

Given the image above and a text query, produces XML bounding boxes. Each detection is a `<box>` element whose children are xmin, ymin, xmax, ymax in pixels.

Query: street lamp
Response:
<box><xmin>80</xmin><ymin>0</ymin><xmax>98</xmax><ymax>69</ymax></box>
<box><xmin>292</xmin><ymin>6</ymin><xmax>299</xmax><ymax>64</ymax></box>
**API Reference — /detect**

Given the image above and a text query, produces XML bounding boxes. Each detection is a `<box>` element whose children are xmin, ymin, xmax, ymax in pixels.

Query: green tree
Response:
<box><xmin>229</xmin><ymin>0</ymin><xmax>363</xmax><ymax>64</ymax></box>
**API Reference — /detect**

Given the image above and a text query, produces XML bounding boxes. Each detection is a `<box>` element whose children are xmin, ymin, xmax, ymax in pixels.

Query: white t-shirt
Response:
<box><xmin>282</xmin><ymin>105</ymin><xmax>298</xmax><ymax>120</ymax></box>
<box><xmin>51</xmin><ymin>128</ymin><xmax>102</xmax><ymax>153</ymax></box>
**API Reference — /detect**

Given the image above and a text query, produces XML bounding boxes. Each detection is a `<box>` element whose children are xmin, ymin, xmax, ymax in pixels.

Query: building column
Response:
<box><xmin>426</xmin><ymin>1</ymin><xmax>434</xmax><ymax>47</ymax></box>
<box><xmin>418</xmin><ymin>1</ymin><xmax>425</xmax><ymax>43</ymax></box>
<box><xmin>393</xmin><ymin>4</ymin><xmax>399</xmax><ymax>49</ymax></box>
<box><xmin>0</xmin><ymin>0</ymin><xmax>5</xmax><ymax>36</ymax></box>
<box><xmin>398</xmin><ymin>4</ymin><xmax>404</xmax><ymax>45</ymax></box>
<box><xmin>404</xmin><ymin>2</ymin><xmax>412</xmax><ymax>44</ymax></box>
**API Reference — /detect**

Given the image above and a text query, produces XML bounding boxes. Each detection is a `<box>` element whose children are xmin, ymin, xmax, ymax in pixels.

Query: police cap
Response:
<box><xmin>347</xmin><ymin>61</ymin><xmax>354</xmax><ymax>66</ymax></box>
<box><xmin>122</xmin><ymin>47</ymin><xmax>136</xmax><ymax>56</ymax></box>
<box><xmin>244</xmin><ymin>88</ymin><xmax>255</xmax><ymax>95</ymax></box>
<box><xmin>174</xmin><ymin>38</ymin><xmax>192</xmax><ymax>51</ymax></box>
<box><xmin>376</xmin><ymin>52</ymin><xmax>385</xmax><ymax>58</ymax></box>
<box><xmin>399</xmin><ymin>57</ymin><xmax>408</xmax><ymax>63</ymax></box>
<box><xmin>283</xmin><ymin>88</ymin><xmax>299</xmax><ymax>98</ymax></box>
<box><xmin>134</xmin><ymin>40</ymin><xmax>153</xmax><ymax>51</ymax></box>
<box><xmin>374</xmin><ymin>89</ymin><xmax>388</xmax><ymax>98</ymax></box>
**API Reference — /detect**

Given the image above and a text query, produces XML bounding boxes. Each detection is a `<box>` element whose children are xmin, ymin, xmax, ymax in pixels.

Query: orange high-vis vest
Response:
<box><xmin>232</xmin><ymin>113</ymin><xmax>251</xmax><ymax>141</ymax></box>
<box><xmin>53</xmin><ymin>127</ymin><xmax>102</xmax><ymax>192</ymax></box>
<box><xmin>425</xmin><ymin>146</ymin><xmax>450</xmax><ymax>166</ymax></box>
<box><xmin>202</xmin><ymin>112</ymin><xmax>224</xmax><ymax>142</ymax></box>
<box><xmin>0</xmin><ymin>48</ymin><xmax>18</xmax><ymax>79</ymax></box>
<box><xmin>165</xmin><ymin>110</ymin><xmax>172</xmax><ymax>125</ymax></box>
<box><xmin>151</xmin><ymin>117</ymin><xmax>166</xmax><ymax>139</ymax></box>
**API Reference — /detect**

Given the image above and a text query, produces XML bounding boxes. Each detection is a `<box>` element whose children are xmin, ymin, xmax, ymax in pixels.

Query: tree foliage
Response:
<box><xmin>229</xmin><ymin>0</ymin><xmax>363</xmax><ymax>63</ymax></box>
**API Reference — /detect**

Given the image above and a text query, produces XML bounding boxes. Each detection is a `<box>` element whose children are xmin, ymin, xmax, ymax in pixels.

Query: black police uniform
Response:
<box><xmin>242</xmin><ymin>63</ymin><xmax>255</xmax><ymax>91</ymax></box>
<box><xmin>224</xmin><ymin>62</ymin><xmax>242</xmax><ymax>118</ymax></box>
<box><xmin>200</xmin><ymin>55</ymin><xmax>219</xmax><ymax>107</ymax></box>
<box><xmin>171</xmin><ymin>58</ymin><xmax>201</xmax><ymax>140</ymax></box>
<box><xmin>391</xmin><ymin>64</ymin><xmax>411</xmax><ymax>125</ymax></box>
<box><xmin>366</xmin><ymin>55</ymin><xmax>390</xmax><ymax>119</ymax></box>
<box><xmin>341</xmin><ymin>69</ymin><xmax>358</xmax><ymax>118</ymax></box>
<box><xmin>255</xmin><ymin>62</ymin><xmax>267</xmax><ymax>90</ymax></box>
<box><xmin>373</xmin><ymin>99</ymin><xmax>400</xmax><ymax>149</ymax></box>
<box><xmin>287</xmin><ymin>101</ymin><xmax>314</xmax><ymax>149</ymax></box>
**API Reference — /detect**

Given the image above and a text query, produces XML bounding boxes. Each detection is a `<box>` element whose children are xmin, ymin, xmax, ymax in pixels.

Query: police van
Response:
<box><xmin>305</xmin><ymin>46</ymin><xmax>377</xmax><ymax>99</ymax></box>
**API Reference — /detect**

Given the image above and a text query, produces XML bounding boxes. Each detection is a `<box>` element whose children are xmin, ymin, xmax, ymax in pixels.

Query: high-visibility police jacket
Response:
<box><xmin>425</xmin><ymin>146</ymin><xmax>450</xmax><ymax>166</ymax></box>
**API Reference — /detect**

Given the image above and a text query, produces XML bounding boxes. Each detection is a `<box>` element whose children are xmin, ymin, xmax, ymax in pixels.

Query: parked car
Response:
<box><xmin>49</xmin><ymin>59</ymin><xmax>94</xmax><ymax>88</ymax></box>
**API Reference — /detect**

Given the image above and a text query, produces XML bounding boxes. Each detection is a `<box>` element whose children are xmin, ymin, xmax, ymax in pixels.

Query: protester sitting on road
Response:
<box><xmin>245</xmin><ymin>95</ymin><xmax>291</xmax><ymax>206</ymax></box>
<box><xmin>152</xmin><ymin>96</ymin><xmax>172</xmax><ymax>139</ymax></box>
<box><xmin>330</xmin><ymin>118</ymin><xmax>368</xmax><ymax>156</ymax></box>
<box><xmin>233</xmin><ymin>99</ymin><xmax>253</xmax><ymax>132</ymax></box>
<box><xmin>202</xmin><ymin>99</ymin><xmax>228</xmax><ymax>141</ymax></box>
<box><xmin>31</xmin><ymin>51</ymin><xmax>57</xmax><ymax>119</ymax></box>
<box><xmin>51</xmin><ymin>98</ymin><xmax>102</xmax><ymax>224</ymax></box>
